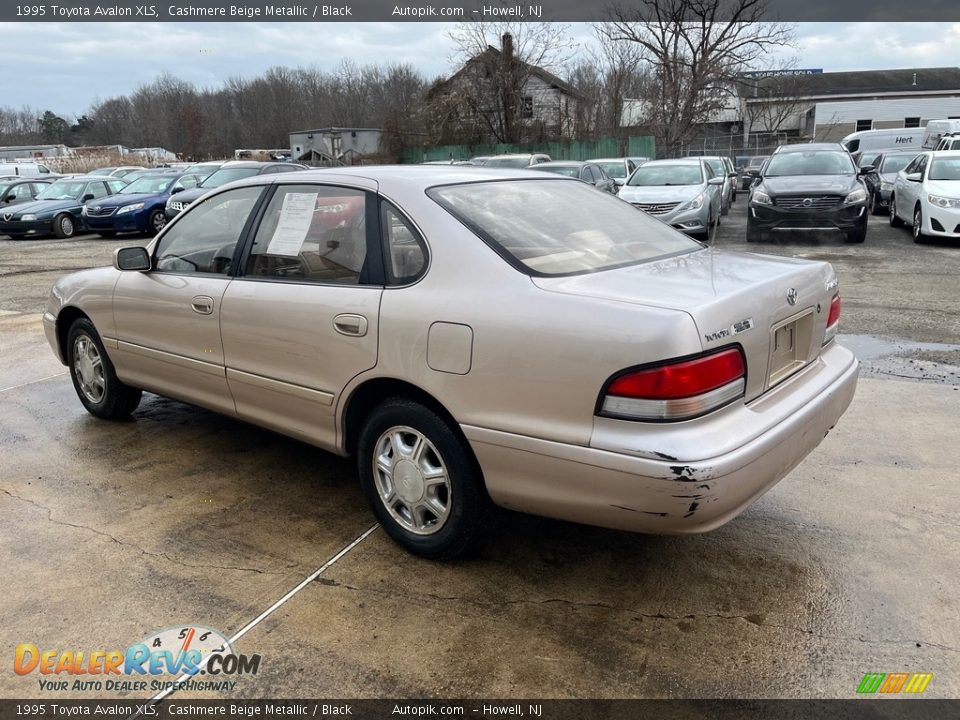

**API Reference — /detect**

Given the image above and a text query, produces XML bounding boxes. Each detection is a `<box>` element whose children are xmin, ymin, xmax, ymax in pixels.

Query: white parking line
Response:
<box><xmin>0</xmin><ymin>371</ymin><xmax>67</xmax><ymax>394</ymax></box>
<box><xmin>141</xmin><ymin>522</ymin><xmax>380</xmax><ymax>708</ymax></box>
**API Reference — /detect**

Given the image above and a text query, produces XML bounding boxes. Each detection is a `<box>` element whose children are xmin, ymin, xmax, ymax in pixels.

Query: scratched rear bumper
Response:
<box><xmin>463</xmin><ymin>343</ymin><xmax>859</xmax><ymax>534</ymax></box>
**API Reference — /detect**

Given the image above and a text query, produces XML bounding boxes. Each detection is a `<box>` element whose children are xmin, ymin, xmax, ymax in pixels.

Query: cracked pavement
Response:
<box><xmin>1</xmin><ymin>203</ymin><xmax>959</xmax><ymax>699</ymax></box>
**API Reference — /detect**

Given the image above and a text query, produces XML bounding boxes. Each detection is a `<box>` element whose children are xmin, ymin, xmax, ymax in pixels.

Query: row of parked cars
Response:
<box><xmin>0</xmin><ymin>160</ymin><xmax>306</xmax><ymax>240</ymax></box>
<box><xmin>739</xmin><ymin>142</ymin><xmax>960</xmax><ymax>244</ymax></box>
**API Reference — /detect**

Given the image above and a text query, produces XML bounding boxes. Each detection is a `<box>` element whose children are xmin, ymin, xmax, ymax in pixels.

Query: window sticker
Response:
<box><xmin>265</xmin><ymin>192</ymin><xmax>318</xmax><ymax>256</ymax></box>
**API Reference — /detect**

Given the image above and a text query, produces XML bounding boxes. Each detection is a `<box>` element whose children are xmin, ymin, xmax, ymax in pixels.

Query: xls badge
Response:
<box><xmin>704</xmin><ymin>317</ymin><xmax>754</xmax><ymax>342</ymax></box>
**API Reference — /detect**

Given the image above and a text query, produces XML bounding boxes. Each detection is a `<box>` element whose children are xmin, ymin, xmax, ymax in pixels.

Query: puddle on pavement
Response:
<box><xmin>839</xmin><ymin>334</ymin><xmax>960</xmax><ymax>385</ymax></box>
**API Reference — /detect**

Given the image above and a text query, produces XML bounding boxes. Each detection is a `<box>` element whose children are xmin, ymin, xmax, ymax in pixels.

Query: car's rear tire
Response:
<box><xmin>357</xmin><ymin>398</ymin><xmax>489</xmax><ymax>560</ymax></box>
<box><xmin>53</xmin><ymin>213</ymin><xmax>76</xmax><ymax>239</ymax></box>
<box><xmin>67</xmin><ymin>318</ymin><xmax>142</xmax><ymax>420</ymax></box>
<box><xmin>889</xmin><ymin>195</ymin><xmax>903</xmax><ymax>227</ymax></box>
<box><xmin>913</xmin><ymin>205</ymin><xmax>928</xmax><ymax>244</ymax></box>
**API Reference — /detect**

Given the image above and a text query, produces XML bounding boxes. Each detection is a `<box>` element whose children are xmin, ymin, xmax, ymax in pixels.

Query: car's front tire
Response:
<box><xmin>357</xmin><ymin>398</ymin><xmax>489</xmax><ymax>559</ymax></box>
<box><xmin>746</xmin><ymin>222</ymin><xmax>764</xmax><ymax>243</ymax></box>
<box><xmin>913</xmin><ymin>205</ymin><xmax>928</xmax><ymax>244</ymax></box>
<box><xmin>147</xmin><ymin>209</ymin><xmax>167</xmax><ymax>236</ymax></box>
<box><xmin>889</xmin><ymin>195</ymin><xmax>903</xmax><ymax>227</ymax></box>
<box><xmin>53</xmin><ymin>213</ymin><xmax>76</xmax><ymax>239</ymax></box>
<box><xmin>845</xmin><ymin>222</ymin><xmax>867</xmax><ymax>244</ymax></box>
<box><xmin>67</xmin><ymin>318</ymin><xmax>142</xmax><ymax>419</ymax></box>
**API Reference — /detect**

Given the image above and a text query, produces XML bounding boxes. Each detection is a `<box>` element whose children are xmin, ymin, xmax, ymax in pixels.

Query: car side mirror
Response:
<box><xmin>4</xmin><ymin>194</ymin><xmax>14</xmax><ymax>202</ymax></box>
<box><xmin>114</xmin><ymin>246</ymin><xmax>151</xmax><ymax>272</ymax></box>
<box><xmin>82</xmin><ymin>193</ymin><xmax>94</xmax><ymax>202</ymax></box>
<box><xmin>170</xmin><ymin>187</ymin><xmax>184</xmax><ymax>195</ymax></box>
<box><xmin>858</xmin><ymin>165</ymin><xmax>875</xmax><ymax>175</ymax></box>
<box><xmin>728</xmin><ymin>171</ymin><xmax>737</xmax><ymax>178</ymax></box>
<box><xmin>707</xmin><ymin>177</ymin><xmax>724</xmax><ymax>185</ymax></box>
<box><xmin>905</xmin><ymin>172</ymin><xmax>922</xmax><ymax>182</ymax></box>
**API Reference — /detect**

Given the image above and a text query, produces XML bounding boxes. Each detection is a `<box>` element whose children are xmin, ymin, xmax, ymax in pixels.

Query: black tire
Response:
<box><xmin>746</xmin><ymin>223</ymin><xmax>764</xmax><ymax>243</ymax></box>
<box><xmin>845</xmin><ymin>223</ymin><xmax>867</xmax><ymax>244</ymax></box>
<box><xmin>912</xmin><ymin>205</ymin><xmax>928</xmax><ymax>244</ymax></box>
<box><xmin>97</xmin><ymin>231</ymin><xmax>117</xmax><ymax>239</ymax></box>
<box><xmin>869</xmin><ymin>192</ymin><xmax>883</xmax><ymax>216</ymax></box>
<box><xmin>146</xmin><ymin>209</ymin><xmax>167</xmax><ymax>236</ymax></box>
<box><xmin>53</xmin><ymin>213</ymin><xmax>76</xmax><ymax>239</ymax></box>
<box><xmin>731</xmin><ymin>188</ymin><xmax>737</xmax><ymax>203</ymax></box>
<box><xmin>889</xmin><ymin>195</ymin><xmax>903</xmax><ymax>227</ymax></box>
<box><xmin>357</xmin><ymin>398</ymin><xmax>489</xmax><ymax>559</ymax></box>
<box><xmin>67</xmin><ymin>318</ymin><xmax>142</xmax><ymax>420</ymax></box>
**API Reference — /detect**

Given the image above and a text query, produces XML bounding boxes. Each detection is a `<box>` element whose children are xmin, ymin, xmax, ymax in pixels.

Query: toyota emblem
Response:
<box><xmin>93</xmin><ymin>206</ymin><xmax>100</xmax><ymax>211</ymax></box>
<box><xmin>802</xmin><ymin>198</ymin><xmax>814</xmax><ymax>207</ymax></box>
<box><xmin>786</xmin><ymin>288</ymin><xmax>798</xmax><ymax>305</ymax></box>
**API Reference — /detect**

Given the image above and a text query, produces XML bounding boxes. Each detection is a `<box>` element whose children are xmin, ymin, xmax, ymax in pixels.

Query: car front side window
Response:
<box><xmin>154</xmin><ymin>186</ymin><xmax>263</xmax><ymax>275</ymax></box>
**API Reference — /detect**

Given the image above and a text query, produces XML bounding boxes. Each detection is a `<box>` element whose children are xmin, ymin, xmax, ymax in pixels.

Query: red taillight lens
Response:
<box><xmin>601</xmin><ymin>348</ymin><xmax>746</xmax><ymax>421</ymax></box>
<box><xmin>823</xmin><ymin>293</ymin><xmax>841</xmax><ymax>345</ymax></box>
<box><xmin>827</xmin><ymin>294</ymin><xmax>841</xmax><ymax>328</ymax></box>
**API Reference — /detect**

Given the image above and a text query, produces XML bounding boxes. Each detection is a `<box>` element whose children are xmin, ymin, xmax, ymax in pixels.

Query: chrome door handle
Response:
<box><xmin>191</xmin><ymin>295</ymin><xmax>214</xmax><ymax>315</ymax></box>
<box><xmin>333</xmin><ymin>314</ymin><xmax>368</xmax><ymax>337</ymax></box>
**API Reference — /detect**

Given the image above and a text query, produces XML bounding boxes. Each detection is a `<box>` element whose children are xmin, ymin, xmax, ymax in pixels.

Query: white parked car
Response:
<box><xmin>889</xmin><ymin>150</ymin><xmax>960</xmax><ymax>242</ymax></box>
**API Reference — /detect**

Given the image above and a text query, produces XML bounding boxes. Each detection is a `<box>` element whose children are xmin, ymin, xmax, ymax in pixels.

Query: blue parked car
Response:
<box><xmin>82</xmin><ymin>171</ymin><xmax>203</xmax><ymax>237</ymax></box>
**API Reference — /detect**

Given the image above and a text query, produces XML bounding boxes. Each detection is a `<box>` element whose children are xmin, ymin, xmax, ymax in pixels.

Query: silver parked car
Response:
<box><xmin>587</xmin><ymin>157</ymin><xmax>640</xmax><ymax>188</ymax></box>
<box><xmin>44</xmin><ymin>167</ymin><xmax>858</xmax><ymax>559</ymax></box>
<box><xmin>617</xmin><ymin>158</ymin><xmax>724</xmax><ymax>240</ymax></box>
<box><xmin>701</xmin><ymin>156</ymin><xmax>737</xmax><ymax>215</ymax></box>
<box><xmin>534</xmin><ymin>161</ymin><xmax>618</xmax><ymax>194</ymax></box>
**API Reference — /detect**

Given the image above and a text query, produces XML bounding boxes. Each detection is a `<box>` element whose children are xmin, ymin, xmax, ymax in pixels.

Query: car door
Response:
<box><xmin>111</xmin><ymin>184</ymin><xmax>266</xmax><ymax>415</ymax></box>
<box><xmin>900</xmin><ymin>154</ymin><xmax>927</xmax><ymax>215</ymax></box>
<box><xmin>3</xmin><ymin>183</ymin><xmax>34</xmax><ymax>206</ymax></box>
<box><xmin>219</xmin><ymin>181</ymin><xmax>383</xmax><ymax>451</ymax></box>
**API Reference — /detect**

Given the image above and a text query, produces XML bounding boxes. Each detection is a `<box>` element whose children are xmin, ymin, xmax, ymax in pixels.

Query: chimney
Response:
<box><xmin>502</xmin><ymin>32</ymin><xmax>514</xmax><ymax>61</ymax></box>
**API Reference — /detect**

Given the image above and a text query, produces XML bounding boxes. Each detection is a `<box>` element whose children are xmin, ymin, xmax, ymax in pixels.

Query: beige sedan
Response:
<box><xmin>44</xmin><ymin>167</ymin><xmax>859</xmax><ymax>559</ymax></box>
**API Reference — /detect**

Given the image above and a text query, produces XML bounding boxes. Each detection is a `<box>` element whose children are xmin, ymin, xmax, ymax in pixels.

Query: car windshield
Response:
<box><xmin>928</xmin><ymin>157</ymin><xmax>960</xmax><ymax>181</ymax></box>
<box><xmin>595</xmin><ymin>162</ymin><xmax>627</xmax><ymax>178</ymax></box>
<box><xmin>765</xmin><ymin>151</ymin><xmax>855</xmax><ymax>177</ymax></box>
<box><xmin>430</xmin><ymin>179</ymin><xmax>700</xmax><ymax>276</ymax></box>
<box><xmin>538</xmin><ymin>166</ymin><xmax>580</xmax><ymax>178</ymax></box>
<box><xmin>201</xmin><ymin>168</ymin><xmax>261</xmax><ymax>187</ymax></box>
<box><xmin>627</xmin><ymin>165</ymin><xmax>703</xmax><ymax>186</ymax></box>
<box><xmin>121</xmin><ymin>176</ymin><xmax>174</xmax><ymax>194</ymax></box>
<box><xmin>36</xmin><ymin>181</ymin><xmax>83</xmax><ymax>200</ymax></box>
<box><xmin>880</xmin><ymin>155</ymin><xmax>915</xmax><ymax>174</ymax></box>
<box><xmin>484</xmin><ymin>157</ymin><xmax>532</xmax><ymax>168</ymax></box>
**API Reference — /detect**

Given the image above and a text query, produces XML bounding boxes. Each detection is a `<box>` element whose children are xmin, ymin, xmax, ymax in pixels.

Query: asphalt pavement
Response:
<box><xmin>1</xmin><ymin>202</ymin><xmax>958</xmax><ymax>700</ymax></box>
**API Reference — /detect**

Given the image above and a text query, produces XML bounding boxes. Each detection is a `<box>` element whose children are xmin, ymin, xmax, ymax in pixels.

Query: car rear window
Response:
<box><xmin>429</xmin><ymin>179</ymin><xmax>700</xmax><ymax>276</ymax></box>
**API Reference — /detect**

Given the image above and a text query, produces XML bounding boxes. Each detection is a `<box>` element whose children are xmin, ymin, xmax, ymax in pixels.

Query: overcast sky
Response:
<box><xmin>2</xmin><ymin>22</ymin><xmax>959</xmax><ymax>117</ymax></box>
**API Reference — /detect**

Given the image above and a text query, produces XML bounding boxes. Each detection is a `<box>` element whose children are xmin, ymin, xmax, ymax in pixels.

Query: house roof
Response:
<box><xmin>741</xmin><ymin>67</ymin><xmax>960</xmax><ymax>99</ymax></box>
<box><xmin>435</xmin><ymin>46</ymin><xmax>586</xmax><ymax>100</ymax></box>
<box><xmin>289</xmin><ymin>127</ymin><xmax>382</xmax><ymax>135</ymax></box>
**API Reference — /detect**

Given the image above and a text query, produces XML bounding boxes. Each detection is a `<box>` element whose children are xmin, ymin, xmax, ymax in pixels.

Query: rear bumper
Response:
<box><xmin>465</xmin><ymin>343</ymin><xmax>859</xmax><ymax>534</ymax></box>
<box><xmin>749</xmin><ymin>203</ymin><xmax>866</xmax><ymax>232</ymax></box>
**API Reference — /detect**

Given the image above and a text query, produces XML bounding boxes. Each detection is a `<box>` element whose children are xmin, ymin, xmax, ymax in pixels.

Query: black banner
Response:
<box><xmin>1</xmin><ymin>0</ymin><xmax>958</xmax><ymax>22</ymax></box>
<box><xmin>0</xmin><ymin>700</ymin><xmax>957</xmax><ymax>720</ymax></box>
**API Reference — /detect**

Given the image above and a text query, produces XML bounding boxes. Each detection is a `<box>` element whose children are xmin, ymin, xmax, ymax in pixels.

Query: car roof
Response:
<box><xmin>587</xmin><ymin>158</ymin><xmax>627</xmax><ymax>162</ymax></box>
<box><xmin>776</xmin><ymin>143</ymin><xmax>845</xmax><ymax>153</ymax></box>
<box><xmin>537</xmin><ymin>161</ymin><xmax>587</xmax><ymax>167</ymax></box>
<box><xmin>639</xmin><ymin>158</ymin><xmax>703</xmax><ymax>166</ymax></box>
<box><xmin>218</xmin><ymin>160</ymin><xmax>287</xmax><ymax>168</ymax></box>
<box><xmin>931</xmin><ymin>150</ymin><xmax>960</xmax><ymax>157</ymax></box>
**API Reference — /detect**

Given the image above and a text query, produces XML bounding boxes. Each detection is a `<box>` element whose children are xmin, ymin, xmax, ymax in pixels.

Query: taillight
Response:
<box><xmin>599</xmin><ymin>347</ymin><xmax>746</xmax><ymax>422</ymax></box>
<box><xmin>823</xmin><ymin>293</ymin><xmax>841</xmax><ymax>345</ymax></box>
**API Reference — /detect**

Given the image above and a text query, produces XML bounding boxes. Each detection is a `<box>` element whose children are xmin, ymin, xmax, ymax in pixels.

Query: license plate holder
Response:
<box><xmin>768</xmin><ymin>310</ymin><xmax>814</xmax><ymax>387</ymax></box>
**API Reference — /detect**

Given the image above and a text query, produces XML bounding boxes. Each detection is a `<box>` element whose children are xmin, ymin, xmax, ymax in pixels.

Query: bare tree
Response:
<box><xmin>598</xmin><ymin>0</ymin><xmax>795</xmax><ymax>155</ymax></box>
<box><xmin>437</xmin><ymin>21</ymin><xmax>579</xmax><ymax>144</ymax></box>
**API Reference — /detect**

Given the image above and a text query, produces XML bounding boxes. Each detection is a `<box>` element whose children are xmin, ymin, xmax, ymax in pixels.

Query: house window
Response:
<box><xmin>855</xmin><ymin>119</ymin><xmax>873</xmax><ymax>132</ymax></box>
<box><xmin>904</xmin><ymin>117</ymin><xmax>921</xmax><ymax>128</ymax></box>
<box><xmin>521</xmin><ymin>96</ymin><xmax>534</xmax><ymax>119</ymax></box>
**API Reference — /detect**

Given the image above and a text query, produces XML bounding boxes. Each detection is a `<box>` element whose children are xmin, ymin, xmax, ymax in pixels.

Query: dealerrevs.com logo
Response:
<box><xmin>14</xmin><ymin>625</ymin><xmax>261</xmax><ymax>693</ymax></box>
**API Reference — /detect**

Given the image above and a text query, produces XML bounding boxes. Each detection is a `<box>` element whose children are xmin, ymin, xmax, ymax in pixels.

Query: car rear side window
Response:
<box><xmin>245</xmin><ymin>184</ymin><xmax>370</xmax><ymax>285</ymax></box>
<box><xmin>429</xmin><ymin>179</ymin><xmax>700</xmax><ymax>277</ymax></box>
<box><xmin>381</xmin><ymin>201</ymin><xmax>427</xmax><ymax>285</ymax></box>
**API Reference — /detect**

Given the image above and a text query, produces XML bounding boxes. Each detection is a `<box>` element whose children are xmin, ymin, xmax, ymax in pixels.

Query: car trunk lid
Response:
<box><xmin>532</xmin><ymin>248</ymin><xmax>837</xmax><ymax>402</ymax></box>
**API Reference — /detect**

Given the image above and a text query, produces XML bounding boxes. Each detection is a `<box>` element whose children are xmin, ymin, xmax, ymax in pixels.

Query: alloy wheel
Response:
<box><xmin>72</xmin><ymin>334</ymin><xmax>105</xmax><ymax>403</ymax></box>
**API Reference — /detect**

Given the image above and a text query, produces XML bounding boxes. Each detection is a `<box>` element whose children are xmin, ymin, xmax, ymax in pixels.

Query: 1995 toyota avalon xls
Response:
<box><xmin>43</xmin><ymin>167</ymin><xmax>859</xmax><ymax>559</ymax></box>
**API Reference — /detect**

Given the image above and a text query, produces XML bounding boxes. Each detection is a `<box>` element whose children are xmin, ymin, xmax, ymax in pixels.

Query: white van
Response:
<box><xmin>0</xmin><ymin>162</ymin><xmax>55</xmax><ymax>177</ymax></box>
<box><xmin>841</xmin><ymin>128</ymin><xmax>923</xmax><ymax>158</ymax></box>
<box><xmin>922</xmin><ymin>120</ymin><xmax>960</xmax><ymax>150</ymax></box>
